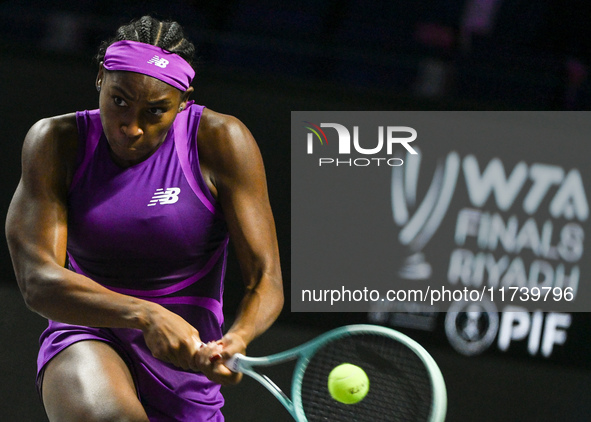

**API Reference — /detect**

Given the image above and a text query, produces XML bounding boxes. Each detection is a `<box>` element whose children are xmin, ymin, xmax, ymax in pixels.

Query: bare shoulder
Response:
<box><xmin>198</xmin><ymin>108</ymin><xmax>256</xmax><ymax>151</ymax></box>
<box><xmin>198</xmin><ymin>108</ymin><xmax>262</xmax><ymax>174</ymax></box>
<box><xmin>23</xmin><ymin>113</ymin><xmax>78</xmax><ymax>156</ymax></box>
<box><xmin>21</xmin><ymin>113</ymin><xmax>79</xmax><ymax>185</ymax></box>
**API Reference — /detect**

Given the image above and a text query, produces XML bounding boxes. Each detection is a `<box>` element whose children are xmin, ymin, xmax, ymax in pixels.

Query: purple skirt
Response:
<box><xmin>37</xmin><ymin>320</ymin><xmax>224</xmax><ymax>421</ymax></box>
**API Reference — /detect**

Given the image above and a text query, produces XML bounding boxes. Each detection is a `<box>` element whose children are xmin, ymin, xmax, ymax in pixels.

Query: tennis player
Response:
<box><xmin>5</xmin><ymin>15</ymin><xmax>284</xmax><ymax>421</ymax></box>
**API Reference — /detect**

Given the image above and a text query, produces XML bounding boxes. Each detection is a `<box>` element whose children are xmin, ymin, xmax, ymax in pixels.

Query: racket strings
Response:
<box><xmin>300</xmin><ymin>334</ymin><xmax>432</xmax><ymax>422</ymax></box>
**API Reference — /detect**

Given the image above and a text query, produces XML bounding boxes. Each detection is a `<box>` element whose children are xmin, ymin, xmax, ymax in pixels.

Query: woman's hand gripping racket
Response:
<box><xmin>225</xmin><ymin>324</ymin><xmax>447</xmax><ymax>422</ymax></box>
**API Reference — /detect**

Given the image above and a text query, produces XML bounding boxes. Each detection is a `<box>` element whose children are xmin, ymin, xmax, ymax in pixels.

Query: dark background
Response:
<box><xmin>1</xmin><ymin>1</ymin><xmax>590</xmax><ymax>421</ymax></box>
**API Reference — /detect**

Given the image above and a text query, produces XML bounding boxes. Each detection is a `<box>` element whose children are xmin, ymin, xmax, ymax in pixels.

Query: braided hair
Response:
<box><xmin>96</xmin><ymin>16</ymin><xmax>196</xmax><ymax>66</ymax></box>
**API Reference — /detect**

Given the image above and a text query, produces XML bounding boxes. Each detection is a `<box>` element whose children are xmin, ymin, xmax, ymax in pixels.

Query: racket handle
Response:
<box><xmin>225</xmin><ymin>353</ymin><xmax>245</xmax><ymax>373</ymax></box>
<box><xmin>198</xmin><ymin>341</ymin><xmax>222</xmax><ymax>363</ymax></box>
<box><xmin>199</xmin><ymin>338</ymin><xmax>244</xmax><ymax>372</ymax></box>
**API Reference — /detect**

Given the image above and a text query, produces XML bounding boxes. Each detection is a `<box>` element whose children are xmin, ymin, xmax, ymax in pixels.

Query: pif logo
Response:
<box><xmin>303</xmin><ymin>122</ymin><xmax>417</xmax><ymax>167</ymax></box>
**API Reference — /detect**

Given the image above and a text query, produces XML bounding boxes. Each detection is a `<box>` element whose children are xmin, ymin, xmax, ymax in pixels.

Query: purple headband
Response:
<box><xmin>103</xmin><ymin>40</ymin><xmax>195</xmax><ymax>91</ymax></box>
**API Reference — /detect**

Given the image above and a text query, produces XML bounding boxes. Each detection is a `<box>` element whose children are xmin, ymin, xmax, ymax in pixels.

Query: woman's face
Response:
<box><xmin>97</xmin><ymin>67</ymin><xmax>192</xmax><ymax>167</ymax></box>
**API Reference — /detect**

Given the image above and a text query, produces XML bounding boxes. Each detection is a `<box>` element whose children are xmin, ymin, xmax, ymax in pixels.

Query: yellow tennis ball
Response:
<box><xmin>327</xmin><ymin>363</ymin><xmax>370</xmax><ymax>404</ymax></box>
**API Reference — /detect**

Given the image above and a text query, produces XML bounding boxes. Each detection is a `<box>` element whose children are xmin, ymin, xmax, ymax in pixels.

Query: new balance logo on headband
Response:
<box><xmin>148</xmin><ymin>188</ymin><xmax>180</xmax><ymax>206</ymax></box>
<box><xmin>147</xmin><ymin>55</ymin><xmax>169</xmax><ymax>68</ymax></box>
<box><xmin>104</xmin><ymin>40</ymin><xmax>194</xmax><ymax>91</ymax></box>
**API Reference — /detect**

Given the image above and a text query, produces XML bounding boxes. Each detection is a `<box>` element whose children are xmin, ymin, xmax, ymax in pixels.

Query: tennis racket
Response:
<box><xmin>225</xmin><ymin>324</ymin><xmax>447</xmax><ymax>422</ymax></box>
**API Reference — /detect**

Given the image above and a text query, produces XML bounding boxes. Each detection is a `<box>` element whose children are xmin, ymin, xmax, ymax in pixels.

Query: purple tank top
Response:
<box><xmin>68</xmin><ymin>104</ymin><xmax>229</xmax><ymax>338</ymax></box>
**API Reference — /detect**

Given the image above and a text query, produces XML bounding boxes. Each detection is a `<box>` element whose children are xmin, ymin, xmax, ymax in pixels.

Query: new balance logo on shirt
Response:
<box><xmin>147</xmin><ymin>55</ymin><xmax>169</xmax><ymax>68</ymax></box>
<box><xmin>148</xmin><ymin>188</ymin><xmax>180</xmax><ymax>206</ymax></box>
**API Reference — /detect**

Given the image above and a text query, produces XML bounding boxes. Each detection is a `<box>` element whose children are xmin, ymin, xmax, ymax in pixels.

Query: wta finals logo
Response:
<box><xmin>391</xmin><ymin>149</ymin><xmax>461</xmax><ymax>279</ymax></box>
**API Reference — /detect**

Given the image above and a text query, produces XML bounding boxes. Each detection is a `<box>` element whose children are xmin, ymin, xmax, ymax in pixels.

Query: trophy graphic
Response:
<box><xmin>391</xmin><ymin>149</ymin><xmax>460</xmax><ymax>280</ymax></box>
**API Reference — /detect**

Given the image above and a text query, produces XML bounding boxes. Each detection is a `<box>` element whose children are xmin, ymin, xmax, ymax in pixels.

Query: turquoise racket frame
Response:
<box><xmin>226</xmin><ymin>324</ymin><xmax>447</xmax><ymax>422</ymax></box>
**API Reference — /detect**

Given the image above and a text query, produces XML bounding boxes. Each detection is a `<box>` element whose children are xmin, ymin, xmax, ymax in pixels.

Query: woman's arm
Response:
<box><xmin>198</xmin><ymin>110</ymin><xmax>284</xmax><ymax>358</ymax></box>
<box><xmin>5</xmin><ymin>115</ymin><xmax>215</xmax><ymax>376</ymax></box>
